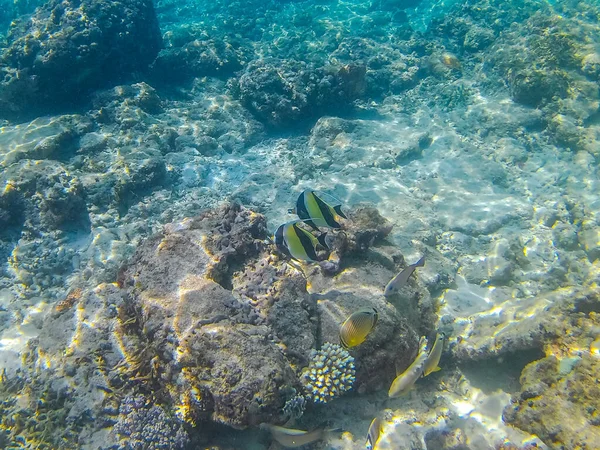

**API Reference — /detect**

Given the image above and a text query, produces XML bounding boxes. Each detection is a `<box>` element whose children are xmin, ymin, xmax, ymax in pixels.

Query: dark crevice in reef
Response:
<box><xmin>458</xmin><ymin>348</ymin><xmax>545</xmax><ymax>394</ymax></box>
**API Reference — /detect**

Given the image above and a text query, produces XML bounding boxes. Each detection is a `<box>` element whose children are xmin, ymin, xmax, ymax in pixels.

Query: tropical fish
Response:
<box><xmin>440</xmin><ymin>52</ymin><xmax>461</xmax><ymax>69</ymax></box>
<box><xmin>366</xmin><ymin>417</ymin><xmax>383</xmax><ymax>450</ymax></box>
<box><xmin>293</xmin><ymin>189</ymin><xmax>347</xmax><ymax>231</ymax></box>
<box><xmin>274</xmin><ymin>220</ymin><xmax>328</xmax><ymax>262</ymax></box>
<box><xmin>422</xmin><ymin>332</ymin><xmax>445</xmax><ymax>377</ymax></box>
<box><xmin>383</xmin><ymin>256</ymin><xmax>425</xmax><ymax>297</ymax></box>
<box><xmin>388</xmin><ymin>336</ymin><xmax>428</xmax><ymax>398</ymax></box>
<box><xmin>339</xmin><ymin>307</ymin><xmax>378</xmax><ymax>348</ymax></box>
<box><xmin>260</xmin><ymin>423</ymin><xmax>333</xmax><ymax>448</ymax></box>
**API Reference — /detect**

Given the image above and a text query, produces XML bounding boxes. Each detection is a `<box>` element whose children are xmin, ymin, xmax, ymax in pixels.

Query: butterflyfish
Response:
<box><xmin>294</xmin><ymin>189</ymin><xmax>347</xmax><ymax>231</ymax></box>
<box><xmin>422</xmin><ymin>332</ymin><xmax>445</xmax><ymax>377</ymax></box>
<box><xmin>260</xmin><ymin>423</ymin><xmax>334</xmax><ymax>448</ymax></box>
<box><xmin>274</xmin><ymin>220</ymin><xmax>328</xmax><ymax>262</ymax></box>
<box><xmin>388</xmin><ymin>336</ymin><xmax>429</xmax><ymax>398</ymax></box>
<box><xmin>366</xmin><ymin>417</ymin><xmax>383</xmax><ymax>450</ymax></box>
<box><xmin>339</xmin><ymin>307</ymin><xmax>378</xmax><ymax>348</ymax></box>
<box><xmin>383</xmin><ymin>256</ymin><xmax>425</xmax><ymax>297</ymax></box>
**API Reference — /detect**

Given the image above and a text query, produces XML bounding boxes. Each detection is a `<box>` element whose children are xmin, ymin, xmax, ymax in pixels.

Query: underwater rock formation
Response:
<box><xmin>0</xmin><ymin>201</ymin><xmax>435</xmax><ymax>444</ymax></box>
<box><xmin>150</xmin><ymin>31</ymin><xmax>247</xmax><ymax>83</ymax></box>
<box><xmin>235</xmin><ymin>59</ymin><xmax>367</xmax><ymax>128</ymax></box>
<box><xmin>0</xmin><ymin>159</ymin><xmax>91</xmax><ymax>293</ymax></box>
<box><xmin>504</xmin><ymin>354</ymin><xmax>600</xmax><ymax>449</ymax></box>
<box><xmin>0</xmin><ymin>0</ymin><xmax>162</xmax><ymax>121</ymax></box>
<box><xmin>497</xmin><ymin>286</ymin><xmax>600</xmax><ymax>449</ymax></box>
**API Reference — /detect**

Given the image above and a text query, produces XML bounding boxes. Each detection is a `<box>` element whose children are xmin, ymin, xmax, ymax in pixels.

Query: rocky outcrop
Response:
<box><xmin>0</xmin><ymin>0</ymin><xmax>162</xmax><ymax>121</ymax></box>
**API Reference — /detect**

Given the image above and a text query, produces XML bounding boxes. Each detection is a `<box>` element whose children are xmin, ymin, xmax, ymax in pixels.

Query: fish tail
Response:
<box><xmin>414</xmin><ymin>256</ymin><xmax>425</xmax><ymax>267</ymax></box>
<box><xmin>333</xmin><ymin>204</ymin><xmax>348</xmax><ymax>219</ymax></box>
<box><xmin>316</xmin><ymin>232</ymin><xmax>329</xmax><ymax>249</ymax></box>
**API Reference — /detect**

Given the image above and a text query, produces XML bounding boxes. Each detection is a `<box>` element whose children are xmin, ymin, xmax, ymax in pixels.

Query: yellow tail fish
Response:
<box><xmin>423</xmin><ymin>332</ymin><xmax>445</xmax><ymax>377</ymax></box>
<box><xmin>388</xmin><ymin>336</ymin><xmax>428</xmax><ymax>398</ymax></box>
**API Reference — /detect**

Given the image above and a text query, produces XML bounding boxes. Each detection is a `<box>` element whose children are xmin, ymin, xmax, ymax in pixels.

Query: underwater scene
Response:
<box><xmin>0</xmin><ymin>0</ymin><xmax>600</xmax><ymax>448</ymax></box>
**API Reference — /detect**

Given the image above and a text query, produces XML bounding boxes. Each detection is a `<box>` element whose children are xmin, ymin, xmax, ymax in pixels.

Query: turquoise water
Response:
<box><xmin>0</xmin><ymin>0</ymin><xmax>599</xmax><ymax>448</ymax></box>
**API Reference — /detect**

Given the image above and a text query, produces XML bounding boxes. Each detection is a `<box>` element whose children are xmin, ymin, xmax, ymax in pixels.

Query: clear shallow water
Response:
<box><xmin>0</xmin><ymin>0</ymin><xmax>599</xmax><ymax>448</ymax></box>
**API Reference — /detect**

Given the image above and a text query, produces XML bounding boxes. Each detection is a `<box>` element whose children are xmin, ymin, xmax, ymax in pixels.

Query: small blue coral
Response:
<box><xmin>113</xmin><ymin>396</ymin><xmax>189</xmax><ymax>450</ymax></box>
<box><xmin>283</xmin><ymin>392</ymin><xmax>307</xmax><ymax>420</ymax></box>
<box><xmin>301</xmin><ymin>343</ymin><xmax>355</xmax><ymax>403</ymax></box>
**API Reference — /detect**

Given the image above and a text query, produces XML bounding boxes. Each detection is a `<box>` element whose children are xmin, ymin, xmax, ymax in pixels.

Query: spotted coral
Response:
<box><xmin>113</xmin><ymin>396</ymin><xmax>189</xmax><ymax>450</ymax></box>
<box><xmin>301</xmin><ymin>343</ymin><xmax>355</xmax><ymax>403</ymax></box>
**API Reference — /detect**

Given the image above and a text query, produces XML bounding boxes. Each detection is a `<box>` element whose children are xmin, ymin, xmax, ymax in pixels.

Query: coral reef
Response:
<box><xmin>504</xmin><ymin>354</ymin><xmax>600</xmax><ymax>449</ymax></box>
<box><xmin>1</xmin><ymin>0</ymin><xmax>600</xmax><ymax>448</ymax></box>
<box><xmin>235</xmin><ymin>59</ymin><xmax>367</xmax><ymax>128</ymax></box>
<box><xmin>150</xmin><ymin>30</ymin><xmax>248</xmax><ymax>83</ymax></box>
<box><xmin>494</xmin><ymin>287</ymin><xmax>600</xmax><ymax>449</ymax></box>
<box><xmin>0</xmin><ymin>201</ymin><xmax>433</xmax><ymax>446</ymax></box>
<box><xmin>0</xmin><ymin>0</ymin><xmax>162</xmax><ymax>120</ymax></box>
<box><xmin>301</xmin><ymin>343</ymin><xmax>356</xmax><ymax>403</ymax></box>
<box><xmin>282</xmin><ymin>392</ymin><xmax>307</xmax><ymax>421</ymax></box>
<box><xmin>112</xmin><ymin>396</ymin><xmax>189</xmax><ymax>450</ymax></box>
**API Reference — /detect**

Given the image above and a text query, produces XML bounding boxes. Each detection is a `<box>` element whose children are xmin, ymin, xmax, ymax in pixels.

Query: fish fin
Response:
<box><xmin>316</xmin><ymin>232</ymin><xmax>329</xmax><ymax>250</ymax></box>
<box><xmin>333</xmin><ymin>204</ymin><xmax>348</xmax><ymax>219</ymax></box>
<box><xmin>432</xmin><ymin>366</ymin><xmax>441</xmax><ymax>373</ymax></box>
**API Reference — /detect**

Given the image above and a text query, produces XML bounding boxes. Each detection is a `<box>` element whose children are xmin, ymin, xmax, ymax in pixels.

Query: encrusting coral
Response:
<box><xmin>112</xmin><ymin>395</ymin><xmax>189</xmax><ymax>450</ymax></box>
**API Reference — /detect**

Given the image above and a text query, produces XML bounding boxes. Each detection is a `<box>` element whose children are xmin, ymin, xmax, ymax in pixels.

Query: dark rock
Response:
<box><xmin>150</xmin><ymin>37</ymin><xmax>245</xmax><ymax>82</ymax></box>
<box><xmin>508</xmin><ymin>68</ymin><xmax>569</xmax><ymax>107</ymax></box>
<box><xmin>0</xmin><ymin>0</ymin><xmax>162</xmax><ymax>121</ymax></box>
<box><xmin>236</xmin><ymin>59</ymin><xmax>367</xmax><ymax>129</ymax></box>
<box><xmin>463</xmin><ymin>26</ymin><xmax>495</xmax><ymax>52</ymax></box>
<box><xmin>0</xmin><ymin>160</ymin><xmax>89</xmax><ymax>232</ymax></box>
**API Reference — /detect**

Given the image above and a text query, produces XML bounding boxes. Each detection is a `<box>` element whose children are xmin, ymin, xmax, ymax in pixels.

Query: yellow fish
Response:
<box><xmin>274</xmin><ymin>220</ymin><xmax>328</xmax><ymax>262</ymax></box>
<box><xmin>339</xmin><ymin>307</ymin><xmax>378</xmax><ymax>348</ymax></box>
<box><xmin>423</xmin><ymin>332</ymin><xmax>445</xmax><ymax>377</ymax></box>
<box><xmin>388</xmin><ymin>336</ymin><xmax>428</xmax><ymax>398</ymax></box>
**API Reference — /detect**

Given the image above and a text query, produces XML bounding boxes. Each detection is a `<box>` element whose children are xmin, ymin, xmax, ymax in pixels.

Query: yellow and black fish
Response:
<box><xmin>294</xmin><ymin>190</ymin><xmax>347</xmax><ymax>231</ymax></box>
<box><xmin>366</xmin><ymin>417</ymin><xmax>383</xmax><ymax>450</ymax></box>
<box><xmin>339</xmin><ymin>307</ymin><xmax>378</xmax><ymax>348</ymax></box>
<box><xmin>275</xmin><ymin>220</ymin><xmax>328</xmax><ymax>262</ymax></box>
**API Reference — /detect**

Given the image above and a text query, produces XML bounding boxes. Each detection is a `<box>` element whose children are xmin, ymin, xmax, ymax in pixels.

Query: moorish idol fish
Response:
<box><xmin>274</xmin><ymin>220</ymin><xmax>328</xmax><ymax>262</ymax></box>
<box><xmin>293</xmin><ymin>190</ymin><xmax>347</xmax><ymax>231</ymax></box>
<box><xmin>383</xmin><ymin>256</ymin><xmax>425</xmax><ymax>297</ymax></box>
<box><xmin>339</xmin><ymin>307</ymin><xmax>378</xmax><ymax>348</ymax></box>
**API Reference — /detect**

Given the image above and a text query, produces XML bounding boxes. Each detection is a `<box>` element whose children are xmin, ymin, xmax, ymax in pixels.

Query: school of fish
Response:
<box><xmin>264</xmin><ymin>190</ymin><xmax>446</xmax><ymax>448</ymax></box>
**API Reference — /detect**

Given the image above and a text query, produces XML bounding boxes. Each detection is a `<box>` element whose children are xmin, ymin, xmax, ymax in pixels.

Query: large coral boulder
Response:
<box><xmin>117</xmin><ymin>204</ymin><xmax>301</xmax><ymax>429</ymax></box>
<box><xmin>0</xmin><ymin>0</ymin><xmax>162</xmax><ymax>121</ymax></box>
<box><xmin>236</xmin><ymin>59</ymin><xmax>367</xmax><ymax>129</ymax></box>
